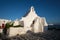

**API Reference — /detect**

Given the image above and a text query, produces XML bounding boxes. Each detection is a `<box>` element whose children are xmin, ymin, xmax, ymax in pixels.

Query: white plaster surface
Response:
<box><xmin>20</xmin><ymin>6</ymin><xmax>48</xmax><ymax>33</ymax></box>
<box><xmin>8</xmin><ymin>27</ymin><xmax>26</xmax><ymax>37</ymax></box>
<box><xmin>0</xmin><ymin>29</ymin><xmax>3</xmax><ymax>33</ymax></box>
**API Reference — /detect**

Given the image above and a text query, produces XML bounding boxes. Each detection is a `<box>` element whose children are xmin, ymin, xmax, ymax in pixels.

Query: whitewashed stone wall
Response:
<box><xmin>13</xmin><ymin>20</ymin><xmax>19</xmax><ymax>26</ymax></box>
<box><xmin>8</xmin><ymin>27</ymin><xmax>26</xmax><ymax>37</ymax></box>
<box><xmin>0</xmin><ymin>29</ymin><xmax>3</xmax><ymax>33</ymax></box>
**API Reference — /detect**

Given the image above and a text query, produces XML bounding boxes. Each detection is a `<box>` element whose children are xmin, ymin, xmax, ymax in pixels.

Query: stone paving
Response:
<box><xmin>0</xmin><ymin>30</ymin><xmax>60</xmax><ymax>40</ymax></box>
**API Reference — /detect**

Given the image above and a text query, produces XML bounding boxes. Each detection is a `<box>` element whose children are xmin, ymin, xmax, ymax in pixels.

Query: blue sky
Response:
<box><xmin>0</xmin><ymin>0</ymin><xmax>60</xmax><ymax>24</ymax></box>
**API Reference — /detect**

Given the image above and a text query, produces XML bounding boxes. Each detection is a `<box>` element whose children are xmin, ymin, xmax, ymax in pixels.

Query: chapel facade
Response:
<box><xmin>20</xmin><ymin>6</ymin><xmax>48</xmax><ymax>33</ymax></box>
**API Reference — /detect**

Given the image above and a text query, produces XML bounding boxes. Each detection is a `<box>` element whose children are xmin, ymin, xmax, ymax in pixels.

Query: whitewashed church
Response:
<box><xmin>20</xmin><ymin>6</ymin><xmax>48</xmax><ymax>32</ymax></box>
<box><xmin>8</xmin><ymin>6</ymin><xmax>48</xmax><ymax>37</ymax></box>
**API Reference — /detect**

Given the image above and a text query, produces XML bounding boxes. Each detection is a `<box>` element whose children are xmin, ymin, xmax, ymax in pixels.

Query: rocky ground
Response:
<box><xmin>0</xmin><ymin>30</ymin><xmax>60</xmax><ymax>40</ymax></box>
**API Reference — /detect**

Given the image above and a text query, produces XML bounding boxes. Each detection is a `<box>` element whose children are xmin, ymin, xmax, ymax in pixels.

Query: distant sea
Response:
<box><xmin>48</xmin><ymin>24</ymin><xmax>60</xmax><ymax>30</ymax></box>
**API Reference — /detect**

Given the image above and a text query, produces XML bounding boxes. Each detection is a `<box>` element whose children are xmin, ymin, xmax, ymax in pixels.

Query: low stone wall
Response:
<box><xmin>8</xmin><ymin>27</ymin><xmax>26</xmax><ymax>37</ymax></box>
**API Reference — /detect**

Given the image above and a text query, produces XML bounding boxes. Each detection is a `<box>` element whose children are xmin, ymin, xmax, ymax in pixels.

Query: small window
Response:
<box><xmin>31</xmin><ymin>20</ymin><xmax>35</xmax><ymax>27</ymax></box>
<box><xmin>33</xmin><ymin>20</ymin><xmax>35</xmax><ymax>24</ymax></box>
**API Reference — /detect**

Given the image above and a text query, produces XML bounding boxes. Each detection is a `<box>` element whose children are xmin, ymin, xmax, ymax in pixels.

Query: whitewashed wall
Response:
<box><xmin>0</xmin><ymin>29</ymin><xmax>3</xmax><ymax>33</ymax></box>
<box><xmin>8</xmin><ymin>27</ymin><xmax>26</xmax><ymax>37</ymax></box>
